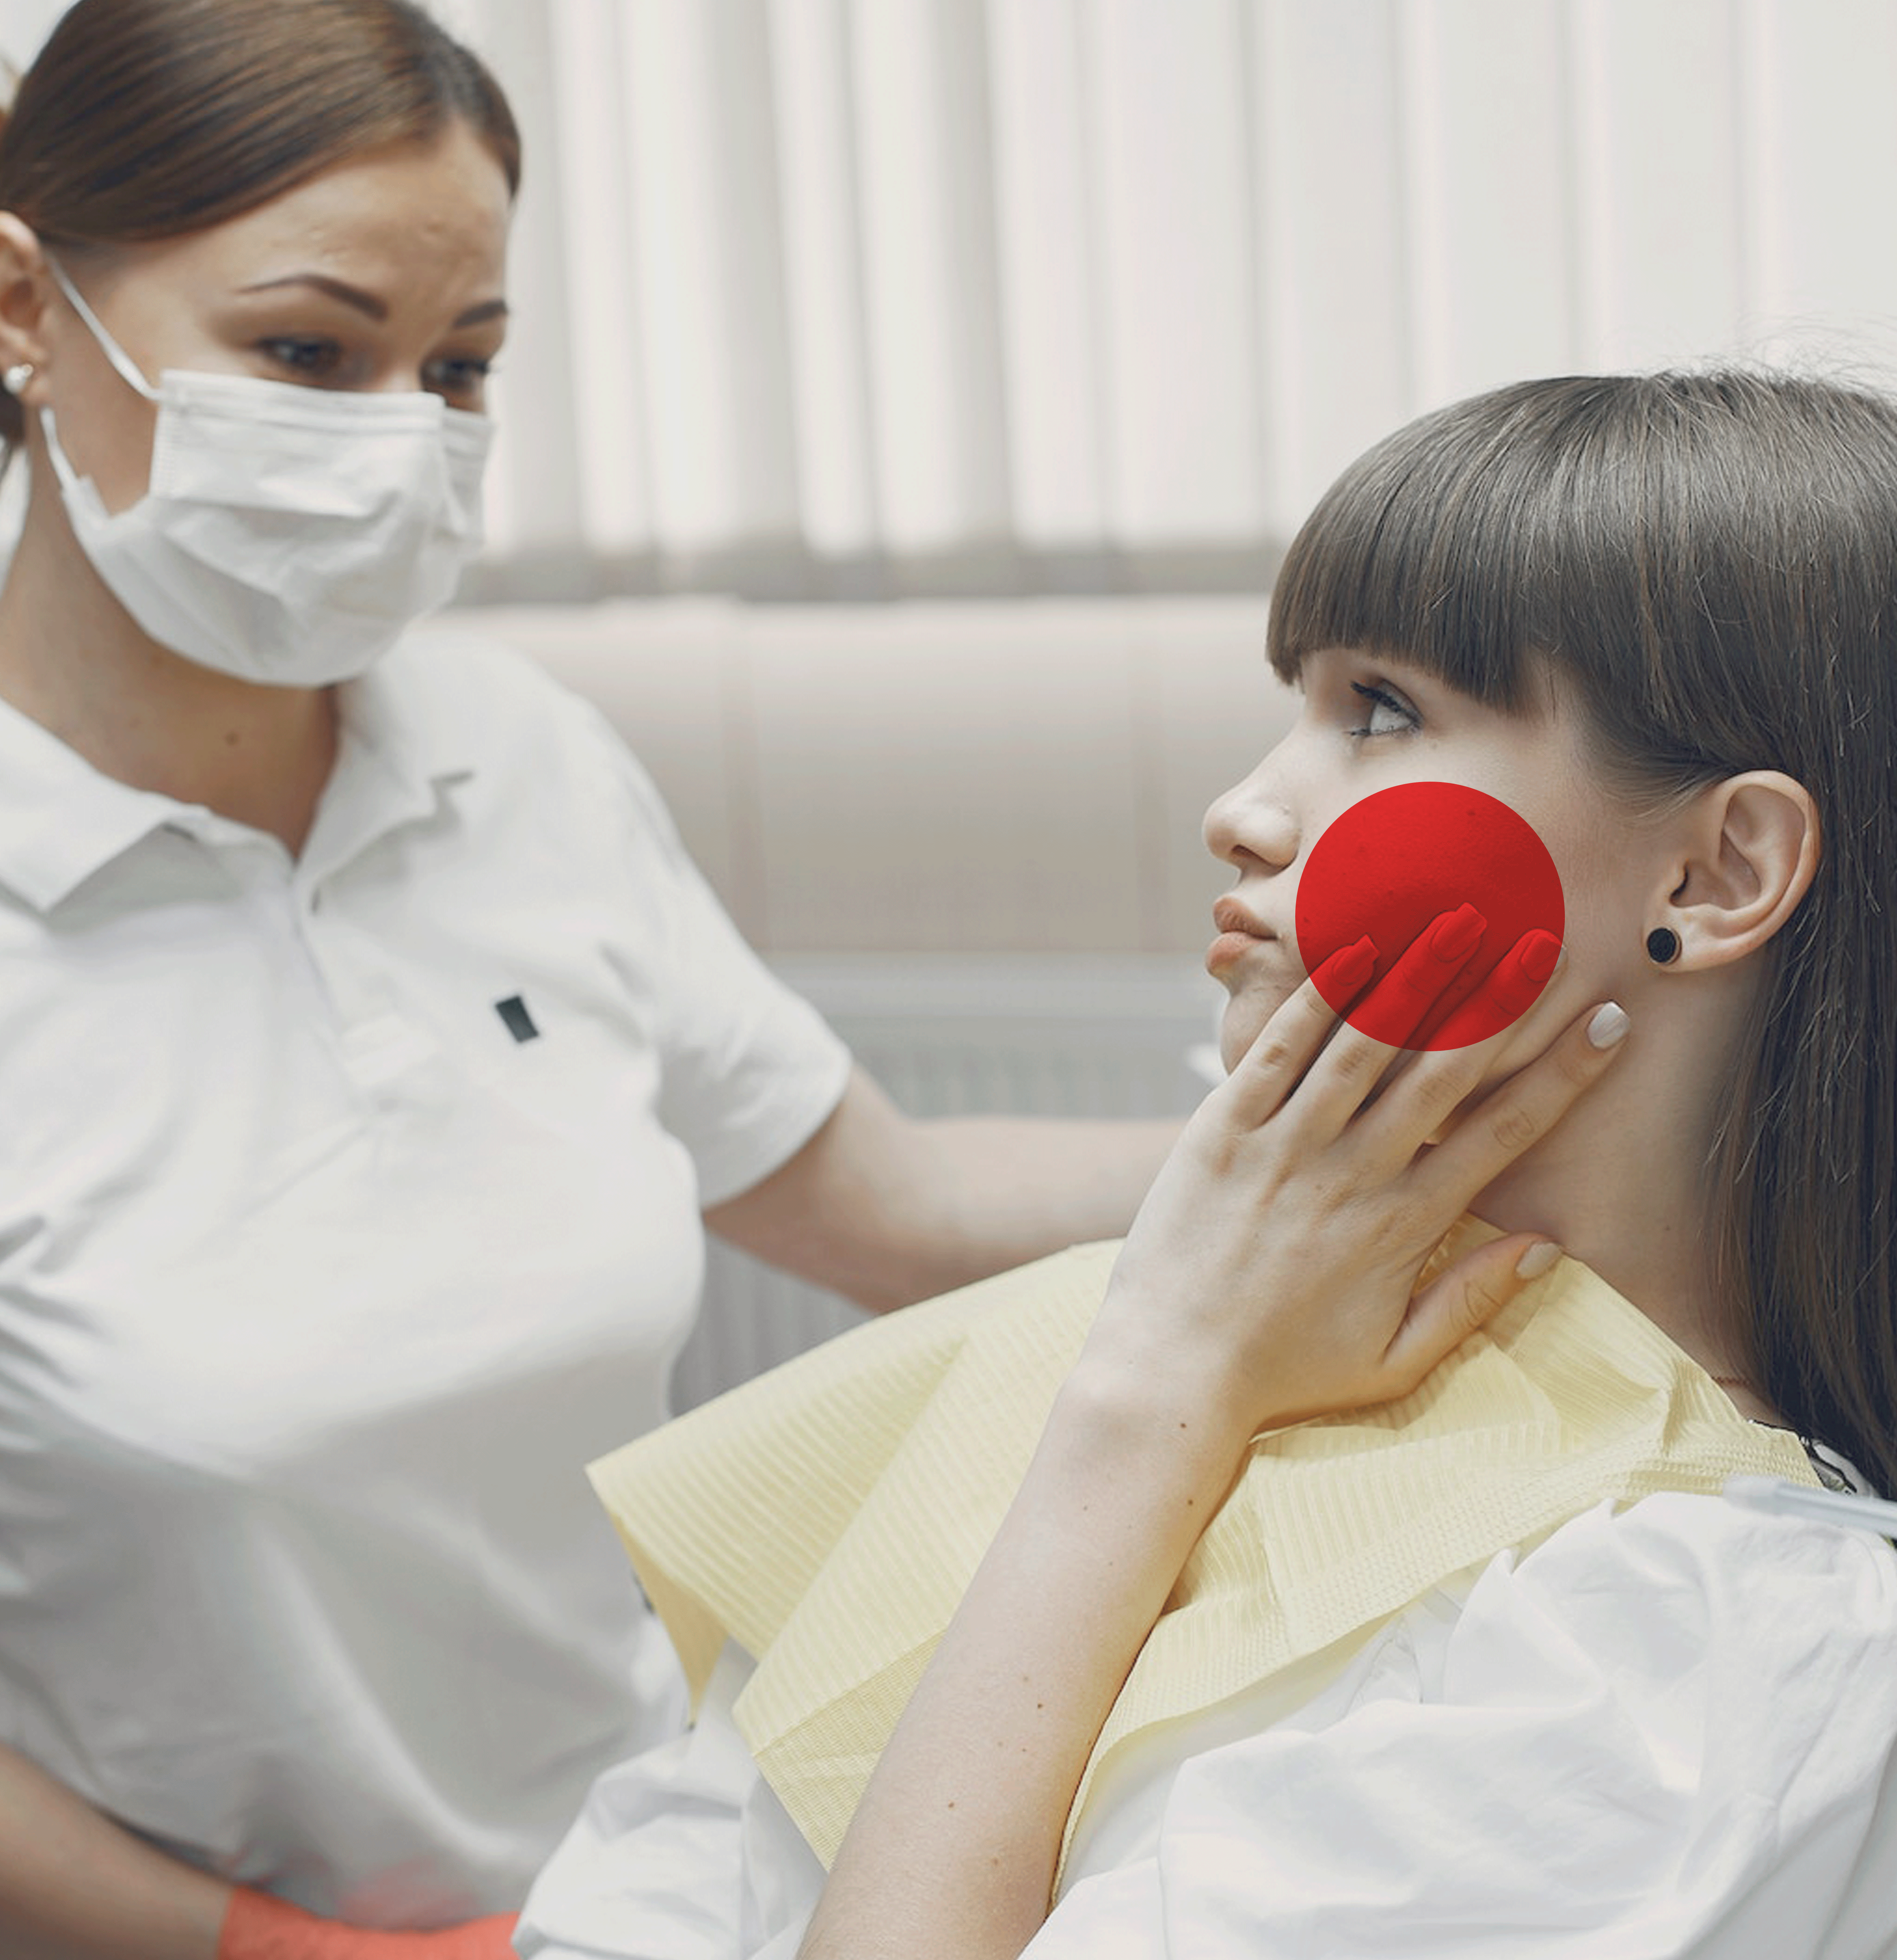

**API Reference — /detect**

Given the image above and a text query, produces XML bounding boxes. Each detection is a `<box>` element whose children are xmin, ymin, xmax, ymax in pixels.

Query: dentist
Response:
<box><xmin>0</xmin><ymin>4</ymin><xmax>1176</xmax><ymax>1957</ymax></box>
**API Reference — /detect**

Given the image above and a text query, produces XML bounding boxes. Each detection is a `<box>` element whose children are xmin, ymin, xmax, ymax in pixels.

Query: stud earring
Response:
<box><xmin>2</xmin><ymin>362</ymin><xmax>34</xmax><ymax>395</ymax></box>
<box><xmin>1645</xmin><ymin>927</ymin><xmax>1680</xmax><ymax>965</ymax></box>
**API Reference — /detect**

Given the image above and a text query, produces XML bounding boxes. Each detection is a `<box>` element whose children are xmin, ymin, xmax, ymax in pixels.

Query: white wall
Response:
<box><xmin>477</xmin><ymin>594</ymin><xmax>1283</xmax><ymax>957</ymax></box>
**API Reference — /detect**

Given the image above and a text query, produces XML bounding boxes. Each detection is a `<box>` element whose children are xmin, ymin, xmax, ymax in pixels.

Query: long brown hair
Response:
<box><xmin>1268</xmin><ymin>372</ymin><xmax>1897</xmax><ymax>1495</ymax></box>
<box><xmin>0</xmin><ymin>0</ymin><xmax>520</xmax><ymax>441</ymax></box>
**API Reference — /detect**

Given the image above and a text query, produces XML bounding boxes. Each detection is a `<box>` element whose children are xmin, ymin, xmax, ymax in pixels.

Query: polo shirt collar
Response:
<box><xmin>0</xmin><ymin>635</ymin><xmax>480</xmax><ymax>914</ymax></box>
<box><xmin>337</xmin><ymin>636</ymin><xmax>484</xmax><ymax>793</ymax></box>
<box><xmin>300</xmin><ymin>639</ymin><xmax>481</xmax><ymax>888</ymax></box>
<box><xmin>0</xmin><ymin>695</ymin><xmax>184</xmax><ymax>912</ymax></box>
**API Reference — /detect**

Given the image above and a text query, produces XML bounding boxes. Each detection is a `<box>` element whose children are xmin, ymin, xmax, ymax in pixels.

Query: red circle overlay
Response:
<box><xmin>1294</xmin><ymin>782</ymin><xmax>1565</xmax><ymax>1050</ymax></box>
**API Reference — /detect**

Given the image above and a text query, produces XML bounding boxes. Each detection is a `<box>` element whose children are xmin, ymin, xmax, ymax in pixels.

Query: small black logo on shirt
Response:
<box><xmin>495</xmin><ymin>995</ymin><xmax>540</xmax><ymax>1043</ymax></box>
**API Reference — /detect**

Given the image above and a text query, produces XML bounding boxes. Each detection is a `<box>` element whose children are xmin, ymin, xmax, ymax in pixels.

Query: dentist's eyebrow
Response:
<box><xmin>236</xmin><ymin>273</ymin><xmax>508</xmax><ymax>329</ymax></box>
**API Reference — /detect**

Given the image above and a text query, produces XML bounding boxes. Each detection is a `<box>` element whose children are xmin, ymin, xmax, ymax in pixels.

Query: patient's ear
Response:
<box><xmin>1650</xmin><ymin>771</ymin><xmax>1818</xmax><ymax>968</ymax></box>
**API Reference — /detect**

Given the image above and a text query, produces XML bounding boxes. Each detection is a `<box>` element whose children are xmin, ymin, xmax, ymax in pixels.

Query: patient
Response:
<box><xmin>517</xmin><ymin>372</ymin><xmax>1897</xmax><ymax>1959</ymax></box>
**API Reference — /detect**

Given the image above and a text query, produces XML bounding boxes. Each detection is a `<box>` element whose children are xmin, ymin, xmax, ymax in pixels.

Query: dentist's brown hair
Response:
<box><xmin>0</xmin><ymin>0</ymin><xmax>520</xmax><ymax>443</ymax></box>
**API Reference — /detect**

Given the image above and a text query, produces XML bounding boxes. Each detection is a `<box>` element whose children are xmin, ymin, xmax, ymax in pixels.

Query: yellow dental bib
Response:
<box><xmin>588</xmin><ymin>1219</ymin><xmax>1818</xmax><ymax>1877</ymax></box>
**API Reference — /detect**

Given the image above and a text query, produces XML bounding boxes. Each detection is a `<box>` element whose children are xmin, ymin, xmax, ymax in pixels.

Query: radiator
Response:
<box><xmin>670</xmin><ymin>953</ymin><xmax>1218</xmax><ymax>1410</ymax></box>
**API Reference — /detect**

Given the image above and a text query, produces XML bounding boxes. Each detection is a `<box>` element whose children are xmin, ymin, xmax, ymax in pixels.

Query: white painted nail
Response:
<box><xmin>1587</xmin><ymin>1002</ymin><xmax>1629</xmax><ymax>1048</ymax></box>
<box><xmin>1516</xmin><ymin>1240</ymin><xmax>1563</xmax><ymax>1280</ymax></box>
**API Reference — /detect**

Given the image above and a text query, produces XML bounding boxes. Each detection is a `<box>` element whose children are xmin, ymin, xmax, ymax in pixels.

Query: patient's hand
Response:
<box><xmin>1087</xmin><ymin>912</ymin><xmax>1629</xmax><ymax>1440</ymax></box>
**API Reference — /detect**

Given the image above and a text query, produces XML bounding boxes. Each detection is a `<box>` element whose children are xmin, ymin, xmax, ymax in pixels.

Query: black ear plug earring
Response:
<box><xmin>1645</xmin><ymin>927</ymin><xmax>1680</xmax><ymax>965</ymax></box>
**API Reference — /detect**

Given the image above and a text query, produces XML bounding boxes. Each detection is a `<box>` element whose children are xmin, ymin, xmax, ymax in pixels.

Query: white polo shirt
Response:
<box><xmin>0</xmin><ymin>628</ymin><xmax>851</xmax><ymax>1927</ymax></box>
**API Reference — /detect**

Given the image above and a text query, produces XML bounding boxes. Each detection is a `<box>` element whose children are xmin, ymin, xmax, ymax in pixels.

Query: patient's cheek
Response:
<box><xmin>1296</xmin><ymin>782</ymin><xmax>1566</xmax><ymax>1051</ymax></box>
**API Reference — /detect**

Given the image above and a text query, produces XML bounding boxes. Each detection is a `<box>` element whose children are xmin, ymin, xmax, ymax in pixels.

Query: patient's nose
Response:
<box><xmin>1203</xmin><ymin>766</ymin><xmax>1297</xmax><ymax>873</ymax></box>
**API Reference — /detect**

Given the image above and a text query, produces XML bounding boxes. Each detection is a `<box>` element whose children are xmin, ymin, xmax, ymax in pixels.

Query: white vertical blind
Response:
<box><xmin>4</xmin><ymin>0</ymin><xmax>1897</xmax><ymax>590</ymax></box>
<box><xmin>851</xmin><ymin>0</ymin><xmax>1011</xmax><ymax>554</ymax></box>
<box><xmin>456</xmin><ymin>1</ymin><xmax>579</xmax><ymax>560</ymax></box>
<box><xmin>1089</xmin><ymin>0</ymin><xmax>1266</xmax><ymax>545</ymax></box>
<box><xmin>1400</xmin><ymin>1</ymin><xmax>1583</xmax><ymax>411</ymax></box>
<box><xmin>987</xmin><ymin>0</ymin><xmax>1107</xmax><ymax>547</ymax></box>
<box><xmin>1249</xmin><ymin>0</ymin><xmax>1415</xmax><ymax>532</ymax></box>
<box><xmin>475</xmin><ymin>0</ymin><xmax>1897</xmax><ymax>588</ymax></box>
<box><xmin>618</xmin><ymin>0</ymin><xmax>799</xmax><ymax>555</ymax></box>
<box><xmin>1747</xmin><ymin>0</ymin><xmax>1897</xmax><ymax>365</ymax></box>
<box><xmin>769</xmin><ymin>0</ymin><xmax>879</xmax><ymax>558</ymax></box>
<box><xmin>544</xmin><ymin>0</ymin><xmax>653</xmax><ymax>555</ymax></box>
<box><xmin>1570</xmin><ymin>0</ymin><xmax>1744</xmax><ymax>370</ymax></box>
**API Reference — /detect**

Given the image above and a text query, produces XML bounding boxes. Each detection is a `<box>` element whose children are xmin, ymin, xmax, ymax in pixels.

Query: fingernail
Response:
<box><xmin>1516</xmin><ymin>1240</ymin><xmax>1563</xmax><ymax>1280</ymax></box>
<box><xmin>1430</xmin><ymin>904</ymin><xmax>1486</xmax><ymax>962</ymax></box>
<box><xmin>1517</xmin><ymin>930</ymin><xmax>1563</xmax><ymax>984</ymax></box>
<box><xmin>1587</xmin><ymin>1001</ymin><xmax>1629</xmax><ymax>1048</ymax></box>
<box><xmin>1331</xmin><ymin>934</ymin><xmax>1378</xmax><ymax>992</ymax></box>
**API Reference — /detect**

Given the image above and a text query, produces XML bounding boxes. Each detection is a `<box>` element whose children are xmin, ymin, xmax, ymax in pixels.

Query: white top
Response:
<box><xmin>514</xmin><ymin>1492</ymin><xmax>1897</xmax><ymax>1959</ymax></box>
<box><xmin>0</xmin><ymin>629</ymin><xmax>851</xmax><ymax>1926</ymax></box>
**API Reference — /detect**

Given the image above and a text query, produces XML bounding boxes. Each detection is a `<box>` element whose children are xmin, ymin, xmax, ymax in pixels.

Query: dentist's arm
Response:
<box><xmin>0</xmin><ymin>1738</ymin><xmax>227</xmax><ymax>1960</ymax></box>
<box><xmin>0</xmin><ymin>1742</ymin><xmax>512</xmax><ymax>1959</ymax></box>
<box><xmin>706</xmin><ymin>1063</ymin><xmax>1184</xmax><ymax>1313</ymax></box>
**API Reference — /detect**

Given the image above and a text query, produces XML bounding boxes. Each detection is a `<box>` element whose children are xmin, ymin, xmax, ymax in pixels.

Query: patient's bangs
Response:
<box><xmin>1265</xmin><ymin>385</ymin><xmax>1583</xmax><ymax>714</ymax></box>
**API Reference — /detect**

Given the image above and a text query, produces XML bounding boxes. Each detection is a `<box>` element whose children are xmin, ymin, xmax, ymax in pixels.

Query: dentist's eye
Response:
<box><xmin>422</xmin><ymin>353</ymin><xmax>497</xmax><ymax>404</ymax></box>
<box><xmin>258</xmin><ymin>336</ymin><xmax>344</xmax><ymax>380</ymax></box>
<box><xmin>1347</xmin><ymin>681</ymin><xmax>1419</xmax><ymax>739</ymax></box>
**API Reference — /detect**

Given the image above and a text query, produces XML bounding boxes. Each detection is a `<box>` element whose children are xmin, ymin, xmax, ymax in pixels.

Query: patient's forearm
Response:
<box><xmin>0</xmin><ymin>1739</ymin><xmax>229</xmax><ymax>1960</ymax></box>
<box><xmin>798</xmin><ymin>1355</ymin><xmax>1242</xmax><ymax>1960</ymax></box>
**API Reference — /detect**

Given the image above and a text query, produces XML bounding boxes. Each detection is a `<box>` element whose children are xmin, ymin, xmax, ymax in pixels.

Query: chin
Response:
<box><xmin>1216</xmin><ymin>988</ymin><xmax>1284</xmax><ymax>1073</ymax></box>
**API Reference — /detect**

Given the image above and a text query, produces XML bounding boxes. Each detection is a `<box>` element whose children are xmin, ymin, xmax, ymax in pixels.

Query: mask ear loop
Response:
<box><xmin>43</xmin><ymin>253</ymin><xmax>163</xmax><ymax>402</ymax></box>
<box><xmin>35</xmin><ymin>253</ymin><xmax>165</xmax><ymax>502</ymax></box>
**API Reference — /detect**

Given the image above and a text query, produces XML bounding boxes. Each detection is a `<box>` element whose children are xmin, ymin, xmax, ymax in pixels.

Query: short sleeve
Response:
<box><xmin>1026</xmin><ymin>1494</ymin><xmax>1897</xmax><ymax>1960</ymax></box>
<box><xmin>590</xmin><ymin>722</ymin><xmax>852</xmax><ymax>1209</ymax></box>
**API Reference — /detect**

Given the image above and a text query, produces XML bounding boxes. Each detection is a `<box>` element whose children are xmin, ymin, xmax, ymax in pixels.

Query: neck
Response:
<box><xmin>1467</xmin><ymin>966</ymin><xmax>1775</xmax><ymax>1419</ymax></box>
<box><xmin>0</xmin><ymin>476</ymin><xmax>337</xmax><ymax>854</ymax></box>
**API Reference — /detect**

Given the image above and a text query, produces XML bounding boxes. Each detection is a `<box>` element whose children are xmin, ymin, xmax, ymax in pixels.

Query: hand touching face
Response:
<box><xmin>1098</xmin><ymin>908</ymin><xmax>1629</xmax><ymax>1438</ymax></box>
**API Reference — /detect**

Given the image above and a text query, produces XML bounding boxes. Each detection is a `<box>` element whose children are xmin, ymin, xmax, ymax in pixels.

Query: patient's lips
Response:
<box><xmin>1207</xmin><ymin>895</ymin><xmax>1275</xmax><ymax>976</ymax></box>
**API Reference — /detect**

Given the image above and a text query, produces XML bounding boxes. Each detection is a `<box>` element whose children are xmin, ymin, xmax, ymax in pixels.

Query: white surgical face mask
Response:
<box><xmin>40</xmin><ymin>256</ymin><xmax>494</xmax><ymax>687</ymax></box>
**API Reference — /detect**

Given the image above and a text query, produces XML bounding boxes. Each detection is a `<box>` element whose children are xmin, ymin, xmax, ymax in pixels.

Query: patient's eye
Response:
<box><xmin>1347</xmin><ymin>681</ymin><xmax>1419</xmax><ymax>739</ymax></box>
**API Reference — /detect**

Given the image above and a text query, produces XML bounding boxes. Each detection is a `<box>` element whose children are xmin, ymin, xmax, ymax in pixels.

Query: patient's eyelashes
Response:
<box><xmin>1347</xmin><ymin>681</ymin><xmax>1420</xmax><ymax>739</ymax></box>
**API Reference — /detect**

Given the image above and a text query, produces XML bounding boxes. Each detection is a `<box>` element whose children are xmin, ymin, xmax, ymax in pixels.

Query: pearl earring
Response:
<box><xmin>2</xmin><ymin>362</ymin><xmax>34</xmax><ymax>395</ymax></box>
<box><xmin>1645</xmin><ymin>927</ymin><xmax>1680</xmax><ymax>965</ymax></box>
